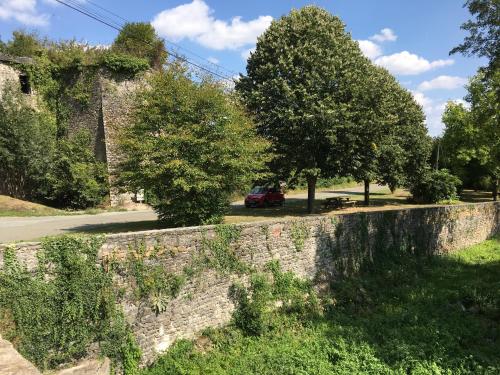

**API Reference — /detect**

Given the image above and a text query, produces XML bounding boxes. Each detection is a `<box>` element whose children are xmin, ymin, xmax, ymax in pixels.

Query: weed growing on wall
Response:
<box><xmin>290</xmin><ymin>220</ymin><xmax>310</xmax><ymax>252</ymax></box>
<box><xmin>141</xmin><ymin>238</ymin><xmax>500</xmax><ymax>375</ymax></box>
<box><xmin>190</xmin><ymin>225</ymin><xmax>248</xmax><ymax>274</ymax></box>
<box><xmin>0</xmin><ymin>235</ymin><xmax>140</xmax><ymax>372</ymax></box>
<box><xmin>229</xmin><ymin>260</ymin><xmax>319</xmax><ymax>336</ymax></box>
<box><xmin>127</xmin><ymin>243</ymin><xmax>186</xmax><ymax>314</ymax></box>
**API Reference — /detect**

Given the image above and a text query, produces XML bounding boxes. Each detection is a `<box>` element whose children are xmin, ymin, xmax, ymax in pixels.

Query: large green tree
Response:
<box><xmin>112</xmin><ymin>22</ymin><xmax>167</xmax><ymax>70</ymax></box>
<box><xmin>236</xmin><ymin>6</ymin><xmax>371</xmax><ymax>213</ymax></box>
<box><xmin>118</xmin><ymin>66</ymin><xmax>269</xmax><ymax>226</ymax></box>
<box><xmin>338</xmin><ymin>65</ymin><xmax>429</xmax><ymax>205</ymax></box>
<box><xmin>442</xmin><ymin>70</ymin><xmax>500</xmax><ymax>200</ymax></box>
<box><xmin>451</xmin><ymin>0</ymin><xmax>499</xmax><ymax>74</ymax></box>
<box><xmin>0</xmin><ymin>84</ymin><xmax>56</xmax><ymax>199</ymax></box>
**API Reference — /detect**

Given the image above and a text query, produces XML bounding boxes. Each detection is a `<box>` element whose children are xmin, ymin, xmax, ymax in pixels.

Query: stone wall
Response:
<box><xmin>66</xmin><ymin>70</ymin><xmax>107</xmax><ymax>162</ymax></box>
<box><xmin>100</xmin><ymin>74</ymin><xmax>145</xmax><ymax>206</ymax></box>
<box><xmin>0</xmin><ymin>63</ymin><xmax>20</xmax><ymax>100</ymax></box>
<box><xmin>1</xmin><ymin>202</ymin><xmax>499</xmax><ymax>365</ymax></box>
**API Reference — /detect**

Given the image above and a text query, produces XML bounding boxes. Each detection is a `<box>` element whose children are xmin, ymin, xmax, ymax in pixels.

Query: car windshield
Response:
<box><xmin>250</xmin><ymin>187</ymin><xmax>267</xmax><ymax>194</ymax></box>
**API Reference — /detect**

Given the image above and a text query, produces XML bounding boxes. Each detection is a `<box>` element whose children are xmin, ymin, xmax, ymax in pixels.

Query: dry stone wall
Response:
<box><xmin>99</xmin><ymin>74</ymin><xmax>145</xmax><ymax>206</ymax></box>
<box><xmin>1</xmin><ymin>202</ymin><xmax>498</xmax><ymax>365</ymax></box>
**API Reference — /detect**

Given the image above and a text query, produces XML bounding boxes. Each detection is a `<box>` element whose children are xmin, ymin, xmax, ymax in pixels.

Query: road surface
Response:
<box><xmin>0</xmin><ymin>210</ymin><xmax>157</xmax><ymax>243</ymax></box>
<box><xmin>0</xmin><ymin>184</ymin><xmax>386</xmax><ymax>243</ymax></box>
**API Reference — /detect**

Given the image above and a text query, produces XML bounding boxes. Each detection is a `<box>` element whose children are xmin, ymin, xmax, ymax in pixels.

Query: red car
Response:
<box><xmin>245</xmin><ymin>186</ymin><xmax>285</xmax><ymax>208</ymax></box>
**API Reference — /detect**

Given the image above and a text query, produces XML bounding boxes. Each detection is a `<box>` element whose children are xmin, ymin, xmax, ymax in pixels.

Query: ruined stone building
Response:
<box><xmin>0</xmin><ymin>53</ymin><xmax>142</xmax><ymax>206</ymax></box>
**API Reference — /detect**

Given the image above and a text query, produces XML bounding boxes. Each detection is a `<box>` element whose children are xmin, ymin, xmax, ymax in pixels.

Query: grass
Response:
<box><xmin>141</xmin><ymin>237</ymin><xmax>500</xmax><ymax>375</ymax></box>
<box><xmin>0</xmin><ymin>195</ymin><xmax>64</xmax><ymax>217</ymax></box>
<box><xmin>0</xmin><ymin>195</ymin><xmax>132</xmax><ymax>217</ymax></box>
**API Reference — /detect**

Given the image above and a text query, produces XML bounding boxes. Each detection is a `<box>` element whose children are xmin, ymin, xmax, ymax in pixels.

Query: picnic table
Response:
<box><xmin>322</xmin><ymin>196</ymin><xmax>357</xmax><ymax>209</ymax></box>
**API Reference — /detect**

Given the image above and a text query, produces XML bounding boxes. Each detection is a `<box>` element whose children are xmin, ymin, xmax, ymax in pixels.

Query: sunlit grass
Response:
<box><xmin>142</xmin><ymin>238</ymin><xmax>500</xmax><ymax>375</ymax></box>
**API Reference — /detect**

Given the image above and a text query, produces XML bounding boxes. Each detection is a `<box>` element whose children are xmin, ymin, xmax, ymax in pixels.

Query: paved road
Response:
<box><xmin>0</xmin><ymin>210</ymin><xmax>157</xmax><ymax>243</ymax></box>
<box><xmin>0</xmin><ymin>184</ymin><xmax>386</xmax><ymax>243</ymax></box>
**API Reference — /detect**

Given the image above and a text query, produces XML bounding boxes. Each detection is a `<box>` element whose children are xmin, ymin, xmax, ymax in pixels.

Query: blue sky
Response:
<box><xmin>0</xmin><ymin>0</ymin><xmax>485</xmax><ymax>136</ymax></box>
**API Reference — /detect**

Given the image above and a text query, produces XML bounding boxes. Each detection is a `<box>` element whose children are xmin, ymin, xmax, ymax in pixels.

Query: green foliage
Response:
<box><xmin>441</xmin><ymin>70</ymin><xmax>499</xmax><ymax>199</ymax></box>
<box><xmin>237</xmin><ymin>6</ymin><xmax>431</xmax><ymax>211</ymax></box>
<box><xmin>40</xmin><ymin>131</ymin><xmax>109</xmax><ymax>209</ymax></box>
<box><xmin>450</xmin><ymin>0</ymin><xmax>499</xmax><ymax>74</ymax></box>
<box><xmin>0</xmin><ymin>235</ymin><xmax>135</xmax><ymax>370</ymax></box>
<box><xmin>290</xmin><ymin>220</ymin><xmax>310</xmax><ymax>252</ymax></box>
<box><xmin>2</xmin><ymin>31</ymin><xmax>44</xmax><ymax>57</ymax></box>
<box><xmin>229</xmin><ymin>261</ymin><xmax>319</xmax><ymax>336</ymax></box>
<box><xmin>410</xmin><ymin>169</ymin><xmax>462</xmax><ymax>203</ymax></box>
<box><xmin>101</xmin><ymin>53</ymin><xmax>150</xmax><ymax>77</ymax></box>
<box><xmin>341</xmin><ymin>65</ymin><xmax>431</xmax><ymax>200</ymax></box>
<box><xmin>111</xmin><ymin>22</ymin><xmax>167</xmax><ymax>70</ymax></box>
<box><xmin>237</xmin><ymin>6</ymin><xmax>372</xmax><ymax>212</ymax></box>
<box><xmin>0</xmin><ymin>84</ymin><xmax>56</xmax><ymax>199</ymax></box>
<box><xmin>199</xmin><ymin>225</ymin><xmax>246</xmax><ymax>274</ymax></box>
<box><xmin>118</xmin><ymin>68</ymin><xmax>269</xmax><ymax>226</ymax></box>
<box><xmin>127</xmin><ymin>244</ymin><xmax>186</xmax><ymax>313</ymax></box>
<box><xmin>122</xmin><ymin>333</ymin><xmax>142</xmax><ymax>375</ymax></box>
<box><xmin>141</xmin><ymin>238</ymin><xmax>500</xmax><ymax>375</ymax></box>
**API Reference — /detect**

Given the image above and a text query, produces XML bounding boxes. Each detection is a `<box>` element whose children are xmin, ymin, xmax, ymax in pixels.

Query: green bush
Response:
<box><xmin>410</xmin><ymin>169</ymin><xmax>462</xmax><ymax>203</ymax></box>
<box><xmin>0</xmin><ymin>235</ymin><xmax>135</xmax><ymax>371</ymax></box>
<box><xmin>117</xmin><ymin>68</ymin><xmax>269</xmax><ymax>227</ymax></box>
<box><xmin>0</xmin><ymin>84</ymin><xmax>56</xmax><ymax>199</ymax></box>
<box><xmin>40</xmin><ymin>131</ymin><xmax>109</xmax><ymax>209</ymax></box>
<box><xmin>101</xmin><ymin>53</ymin><xmax>150</xmax><ymax>77</ymax></box>
<box><xmin>229</xmin><ymin>261</ymin><xmax>319</xmax><ymax>336</ymax></box>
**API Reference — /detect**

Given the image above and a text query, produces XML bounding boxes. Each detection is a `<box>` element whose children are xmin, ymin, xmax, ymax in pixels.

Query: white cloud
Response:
<box><xmin>417</xmin><ymin>75</ymin><xmax>467</xmax><ymax>91</ymax></box>
<box><xmin>370</xmin><ymin>28</ymin><xmax>397</xmax><ymax>43</ymax></box>
<box><xmin>151</xmin><ymin>0</ymin><xmax>272</xmax><ymax>50</ymax></box>
<box><xmin>411</xmin><ymin>91</ymin><xmax>465</xmax><ymax>136</ymax></box>
<box><xmin>375</xmin><ymin>51</ymin><xmax>454</xmax><ymax>75</ymax></box>
<box><xmin>207</xmin><ymin>56</ymin><xmax>219</xmax><ymax>64</ymax></box>
<box><xmin>240</xmin><ymin>47</ymin><xmax>254</xmax><ymax>61</ymax></box>
<box><xmin>0</xmin><ymin>0</ymin><xmax>49</xmax><ymax>26</ymax></box>
<box><xmin>357</xmin><ymin>40</ymin><xmax>382</xmax><ymax>59</ymax></box>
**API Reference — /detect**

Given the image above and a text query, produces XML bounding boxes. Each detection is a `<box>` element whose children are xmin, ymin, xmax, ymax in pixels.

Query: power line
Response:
<box><xmin>54</xmin><ymin>0</ymin><xmax>236</xmax><ymax>82</ymax></box>
<box><xmin>85</xmin><ymin>0</ymin><xmax>129</xmax><ymax>23</ymax></box>
<box><xmin>84</xmin><ymin>0</ymin><xmax>239</xmax><ymax>77</ymax></box>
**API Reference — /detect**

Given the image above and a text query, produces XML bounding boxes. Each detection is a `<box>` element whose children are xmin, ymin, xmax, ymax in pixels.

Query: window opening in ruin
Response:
<box><xmin>19</xmin><ymin>75</ymin><xmax>31</xmax><ymax>94</ymax></box>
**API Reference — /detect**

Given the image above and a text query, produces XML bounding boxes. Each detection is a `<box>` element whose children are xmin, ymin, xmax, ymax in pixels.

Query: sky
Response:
<box><xmin>0</xmin><ymin>0</ymin><xmax>486</xmax><ymax>136</ymax></box>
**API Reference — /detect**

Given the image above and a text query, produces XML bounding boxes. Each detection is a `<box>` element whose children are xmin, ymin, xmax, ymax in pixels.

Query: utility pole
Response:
<box><xmin>435</xmin><ymin>138</ymin><xmax>440</xmax><ymax>170</ymax></box>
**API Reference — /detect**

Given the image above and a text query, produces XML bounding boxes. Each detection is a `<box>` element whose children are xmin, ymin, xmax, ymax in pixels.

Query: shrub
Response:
<box><xmin>101</xmin><ymin>53</ymin><xmax>149</xmax><ymax>77</ymax></box>
<box><xmin>0</xmin><ymin>235</ymin><xmax>135</xmax><ymax>370</ymax></box>
<box><xmin>117</xmin><ymin>68</ymin><xmax>269</xmax><ymax>227</ymax></box>
<box><xmin>229</xmin><ymin>261</ymin><xmax>319</xmax><ymax>336</ymax></box>
<box><xmin>0</xmin><ymin>84</ymin><xmax>56</xmax><ymax>199</ymax></box>
<box><xmin>40</xmin><ymin>131</ymin><xmax>109</xmax><ymax>209</ymax></box>
<box><xmin>410</xmin><ymin>169</ymin><xmax>462</xmax><ymax>203</ymax></box>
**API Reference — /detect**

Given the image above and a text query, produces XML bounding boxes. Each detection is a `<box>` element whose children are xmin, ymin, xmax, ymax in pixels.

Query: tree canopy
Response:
<box><xmin>450</xmin><ymin>0</ymin><xmax>500</xmax><ymax>73</ymax></box>
<box><xmin>236</xmin><ymin>6</ymin><xmax>373</xmax><ymax>212</ymax></box>
<box><xmin>118</xmin><ymin>66</ymin><xmax>269</xmax><ymax>226</ymax></box>
<box><xmin>237</xmin><ymin>6</ymin><xmax>430</xmax><ymax>209</ymax></box>
<box><xmin>112</xmin><ymin>22</ymin><xmax>167</xmax><ymax>70</ymax></box>
<box><xmin>442</xmin><ymin>70</ymin><xmax>500</xmax><ymax>200</ymax></box>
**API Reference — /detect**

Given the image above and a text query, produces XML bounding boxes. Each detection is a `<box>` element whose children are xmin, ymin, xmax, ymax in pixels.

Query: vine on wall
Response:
<box><xmin>0</xmin><ymin>235</ymin><xmax>140</xmax><ymax>373</ymax></box>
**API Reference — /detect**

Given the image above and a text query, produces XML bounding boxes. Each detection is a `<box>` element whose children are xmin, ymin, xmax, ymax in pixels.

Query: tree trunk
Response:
<box><xmin>307</xmin><ymin>176</ymin><xmax>317</xmax><ymax>214</ymax></box>
<box><xmin>364</xmin><ymin>179</ymin><xmax>370</xmax><ymax>206</ymax></box>
<box><xmin>493</xmin><ymin>178</ymin><xmax>498</xmax><ymax>202</ymax></box>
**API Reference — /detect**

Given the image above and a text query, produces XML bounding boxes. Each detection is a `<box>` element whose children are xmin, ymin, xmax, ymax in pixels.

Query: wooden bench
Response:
<box><xmin>322</xmin><ymin>196</ymin><xmax>356</xmax><ymax>209</ymax></box>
